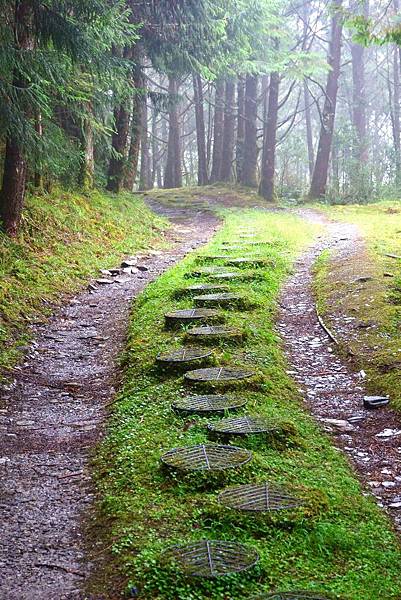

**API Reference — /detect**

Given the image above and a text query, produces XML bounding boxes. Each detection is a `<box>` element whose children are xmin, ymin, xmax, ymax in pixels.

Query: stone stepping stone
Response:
<box><xmin>195</xmin><ymin>255</ymin><xmax>230</xmax><ymax>263</ymax></box>
<box><xmin>239</xmin><ymin>234</ymin><xmax>257</xmax><ymax>239</ymax></box>
<box><xmin>161</xmin><ymin>443</ymin><xmax>252</xmax><ymax>472</ymax></box>
<box><xmin>208</xmin><ymin>415</ymin><xmax>279</xmax><ymax>436</ymax></box>
<box><xmin>253</xmin><ymin>594</ymin><xmax>330</xmax><ymax>599</ymax></box>
<box><xmin>219</xmin><ymin>245</ymin><xmax>245</xmax><ymax>250</ymax></box>
<box><xmin>245</xmin><ymin>241</ymin><xmax>270</xmax><ymax>246</ymax></box>
<box><xmin>156</xmin><ymin>347</ymin><xmax>213</xmax><ymax>367</ymax></box>
<box><xmin>185</xmin><ymin>284</ymin><xmax>229</xmax><ymax>294</ymax></box>
<box><xmin>185</xmin><ymin>366</ymin><xmax>256</xmax><ymax>385</ymax></box>
<box><xmin>218</xmin><ymin>482</ymin><xmax>304</xmax><ymax>512</ymax></box>
<box><xmin>163</xmin><ymin>540</ymin><xmax>259</xmax><ymax>577</ymax></box>
<box><xmin>193</xmin><ymin>293</ymin><xmax>243</xmax><ymax>308</ymax></box>
<box><xmin>187</xmin><ymin>266</ymin><xmax>232</xmax><ymax>278</ymax></box>
<box><xmin>208</xmin><ymin>272</ymin><xmax>247</xmax><ymax>281</ymax></box>
<box><xmin>226</xmin><ymin>258</ymin><xmax>267</xmax><ymax>268</ymax></box>
<box><xmin>186</xmin><ymin>325</ymin><xmax>243</xmax><ymax>343</ymax></box>
<box><xmin>172</xmin><ymin>394</ymin><xmax>247</xmax><ymax>414</ymax></box>
<box><xmin>164</xmin><ymin>309</ymin><xmax>221</xmax><ymax>328</ymax></box>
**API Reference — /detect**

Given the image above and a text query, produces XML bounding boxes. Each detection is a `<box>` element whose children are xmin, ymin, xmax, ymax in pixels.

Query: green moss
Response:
<box><xmin>0</xmin><ymin>188</ymin><xmax>168</xmax><ymax>375</ymax></box>
<box><xmin>91</xmin><ymin>205</ymin><xmax>401</xmax><ymax>600</ymax></box>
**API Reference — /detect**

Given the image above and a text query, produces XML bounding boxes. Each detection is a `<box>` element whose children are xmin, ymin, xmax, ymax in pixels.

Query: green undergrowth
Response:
<box><xmin>0</xmin><ymin>188</ymin><xmax>168</xmax><ymax>375</ymax></box>
<box><xmin>92</xmin><ymin>207</ymin><xmax>401</xmax><ymax>600</ymax></box>
<box><xmin>314</xmin><ymin>202</ymin><xmax>401</xmax><ymax>410</ymax></box>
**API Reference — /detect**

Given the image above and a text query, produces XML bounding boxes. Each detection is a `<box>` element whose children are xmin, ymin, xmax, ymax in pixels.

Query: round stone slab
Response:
<box><xmin>208</xmin><ymin>415</ymin><xmax>277</xmax><ymax>436</ymax></box>
<box><xmin>186</xmin><ymin>325</ymin><xmax>243</xmax><ymax>342</ymax></box>
<box><xmin>218</xmin><ymin>482</ymin><xmax>304</xmax><ymax>512</ymax></box>
<box><xmin>219</xmin><ymin>245</ymin><xmax>245</xmax><ymax>251</ymax></box>
<box><xmin>160</xmin><ymin>443</ymin><xmax>252</xmax><ymax>471</ymax></box>
<box><xmin>188</xmin><ymin>266</ymin><xmax>231</xmax><ymax>277</ymax></box>
<box><xmin>172</xmin><ymin>394</ymin><xmax>247</xmax><ymax>414</ymax></box>
<box><xmin>193</xmin><ymin>293</ymin><xmax>242</xmax><ymax>308</ymax></box>
<box><xmin>196</xmin><ymin>255</ymin><xmax>229</xmax><ymax>262</ymax></box>
<box><xmin>163</xmin><ymin>539</ymin><xmax>259</xmax><ymax>577</ymax></box>
<box><xmin>185</xmin><ymin>367</ymin><xmax>256</xmax><ymax>385</ymax></box>
<box><xmin>185</xmin><ymin>284</ymin><xmax>229</xmax><ymax>294</ymax></box>
<box><xmin>226</xmin><ymin>258</ymin><xmax>267</xmax><ymax>268</ymax></box>
<box><xmin>156</xmin><ymin>347</ymin><xmax>213</xmax><ymax>367</ymax></box>
<box><xmin>208</xmin><ymin>272</ymin><xmax>245</xmax><ymax>281</ymax></box>
<box><xmin>164</xmin><ymin>308</ymin><xmax>221</xmax><ymax>328</ymax></box>
<box><xmin>254</xmin><ymin>594</ymin><xmax>330</xmax><ymax>600</ymax></box>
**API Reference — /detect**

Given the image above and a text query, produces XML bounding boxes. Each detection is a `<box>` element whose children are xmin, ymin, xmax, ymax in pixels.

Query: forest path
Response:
<box><xmin>279</xmin><ymin>209</ymin><xmax>401</xmax><ymax>535</ymax></box>
<box><xmin>0</xmin><ymin>201</ymin><xmax>219</xmax><ymax>600</ymax></box>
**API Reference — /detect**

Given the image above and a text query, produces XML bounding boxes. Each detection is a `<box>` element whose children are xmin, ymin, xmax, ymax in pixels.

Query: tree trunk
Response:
<box><xmin>139</xmin><ymin>98</ymin><xmax>152</xmax><ymax>190</ymax></box>
<box><xmin>0</xmin><ymin>1</ymin><xmax>34</xmax><ymax>235</ymax></box>
<box><xmin>164</xmin><ymin>76</ymin><xmax>182</xmax><ymax>189</ymax></box>
<box><xmin>220</xmin><ymin>78</ymin><xmax>236</xmax><ymax>182</ymax></box>
<box><xmin>107</xmin><ymin>46</ymin><xmax>134</xmax><ymax>193</ymax></box>
<box><xmin>236</xmin><ymin>77</ymin><xmax>245</xmax><ymax>183</ymax></box>
<box><xmin>309</xmin><ymin>0</ymin><xmax>343</xmax><ymax>199</ymax></box>
<box><xmin>304</xmin><ymin>82</ymin><xmax>315</xmax><ymax>179</ymax></box>
<box><xmin>241</xmin><ymin>74</ymin><xmax>258</xmax><ymax>187</ymax></box>
<box><xmin>259</xmin><ymin>72</ymin><xmax>280</xmax><ymax>202</ymax></box>
<box><xmin>210</xmin><ymin>79</ymin><xmax>225</xmax><ymax>183</ymax></box>
<box><xmin>351</xmin><ymin>0</ymin><xmax>369</xmax><ymax>166</ymax></box>
<box><xmin>193</xmin><ymin>73</ymin><xmax>208</xmax><ymax>185</ymax></box>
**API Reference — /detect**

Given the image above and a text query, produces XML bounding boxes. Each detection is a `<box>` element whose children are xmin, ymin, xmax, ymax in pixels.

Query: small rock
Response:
<box><xmin>364</xmin><ymin>396</ymin><xmax>389</xmax><ymax>409</ymax></box>
<box><xmin>384</xmin><ymin>272</ymin><xmax>395</xmax><ymax>278</ymax></box>
<box><xmin>382</xmin><ymin>481</ymin><xmax>396</xmax><ymax>488</ymax></box>
<box><xmin>321</xmin><ymin>418</ymin><xmax>355</xmax><ymax>432</ymax></box>
<box><xmin>137</xmin><ymin>265</ymin><xmax>149</xmax><ymax>272</ymax></box>
<box><xmin>389</xmin><ymin>502</ymin><xmax>401</xmax><ymax>509</ymax></box>
<box><xmin>376</xmin><ymin>428</ymin><xmax>401</xmax><ymax>438</ymax></box>
<box><xmin>121</xmin><ymin>259</ymin><xmax>137</xmax><ymax>268</ymax></box>
<box><xmin>353</xmin><ymin>276</ymin><xmax>373</xmax><ymax>284</ymax></box>
<box><xmin>96</xmin><ymin>279</ymin><xmax>114</xmax><ymax>285</ymax></box>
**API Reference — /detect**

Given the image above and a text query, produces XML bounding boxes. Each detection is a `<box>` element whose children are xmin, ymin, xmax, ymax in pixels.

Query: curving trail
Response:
<box><xmin>278</xmin><ymin>209</ymin><xmax>401</xmax><ymax>535</ymax></box>
<box><xmin>0</xmin><ymin>202</ymin><xmax>219</xmax><ymax>600</ymax></box>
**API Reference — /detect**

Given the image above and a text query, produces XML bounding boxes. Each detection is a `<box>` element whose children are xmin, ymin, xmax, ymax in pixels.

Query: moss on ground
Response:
<box><xmin>313</xmin><ymin>202</ymin><xmax>401</xmax><ymax>411</ymax></box>
<box><xmin>91</xmin><ymin>204</ymin><xmax>401</xmax><ymax>600</ymax></box>
<box><xmin>0</xmin><ymin>188</ymin><xmax>168</xmax><ymax>375</ymax></box>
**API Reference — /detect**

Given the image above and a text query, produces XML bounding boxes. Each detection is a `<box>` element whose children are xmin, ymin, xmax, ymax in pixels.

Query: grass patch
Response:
<box><xmin>91</xmin><ymin>207</ymin><xmax>401</xmax><ymax>600</ymax></box>
<box><xmin>0</xmin><ymin>188</ymin><xmax>168</xmax><ymax>375</ymax></box>
<box><xmin>313</xmin><ymin>202</ymin><xmax>401</xmax><ymax>410</ymax></box>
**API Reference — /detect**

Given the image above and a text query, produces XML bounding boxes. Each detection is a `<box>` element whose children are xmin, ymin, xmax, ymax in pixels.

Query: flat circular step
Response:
<box><xmin>186</xmin><ymin>325</ymin><xmax>243</xmax><ymax>343</ymax></box>
<box><xmin>219</xmin><ymin>245</ymin><xmax>245</xmax><ymax>251</ymax></box>
<box><xmin>164</xmin><ymin>309</ymin><xmax>221</xmax><ymax>328</ymax></box>
<box><xmin>193</xmin><ymin>293</ymin><xmax>243</xmax><ymax>308</ymax></box>
<box><xmin>185</xmin><ymin>284</ymin><xmax>230</xmax><ymax>294</ymax></box>
<box><xmin>218</xmin><ymin>482</ymin><xmax>304</xmax><ymax>512</ymax></box>
<box><xmin>161</xmin><ymin>443</ymin><xmax>252</xmax><ymax>471</ymax></box>
<box><xmin>226</xmin><ymin>258</ymin><xmax>267</xmax><ymax>268</ymax></box>
<box><xmin>163</xmin><ymin>539</ymin><xmax>259</xmax><ymax>577</ymax></box>
<box><xmin>195</xmin><ymin>255</ymin><xmax>229</xmax><ymax>263</ymax></box>
<box><xmin>208</xmin><ymin>415</ymin><xmax>278</xmax><ymax>436</ymax></box>
<box><xmin>172</xmin><ymin>394</ymin><xmax>247</xmax><ymax>414</ymax></box>
<box><xmin>156</xmin><ymin>347</ymin><xmax>213</xmax><ymax>367</ymax></box>
<box><xmin>185</xmin><ymin>367</ymin><xmax>256</xmax><ymax>385</ymax></box>
<box><xmin>187</xmin><ymin>266</ymin><xmax>232</xmax><ymax>278</ymax></box>
<box><xmin>208</xmin><ymin>272</ymin><xmax>246</xmax><ymax>281</ymax></box>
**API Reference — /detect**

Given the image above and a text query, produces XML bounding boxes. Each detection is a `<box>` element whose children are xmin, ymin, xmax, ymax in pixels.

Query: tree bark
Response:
<box><xmin>304</xmin><ymin>82</ymin><xmax>315</xmax><ymax>179</ymax></box>
<box><xmin>241</xmin><ymin>74</ymin><xmax>258</xmax><ymax>187</ymax></box>
<box><xmin>164</xmin><ymin>76</ymin><xmax>182</xmax><ymax>189</ymax></box>
<box><xmin>210</xmin><ymin>79</ymin><xmax>225</xmax><ymax>183</ymax></box>
<box><xmin>309</xmin><ymin>0</ymin><xmax>343</xmax><ymax>199</ymax></box>
<box><xmin>0</xmin><ymin>1</ymin><xmax>34</xmax><ymax>235</ymax></box>
<box><xmin>220</xmin><ymin>78</ymin><xmax>236</xmax><ymax>182</ymax></box>
<box><xmin>139</xmin><ymin>98</ymin><xmax>152</xmax><ymax>190</ymax></box>
<box><xmin>193</xmin><ymin>73</ymin><xmax>208</xmax><ymax>185</ymax></box>
<box><xmin>259</xmin><ymin>71</ymin><xmax>280</xmax><ymax>202</ymax></box>
<box><xmin>351</xmin><ymin>0</ymin><xmax>369</xmax><ymax>166</ymax></box>
<box><xmin>236</xmin><ymin>77</ymin><xmax>245</xmax><ymax>183</ymax></box>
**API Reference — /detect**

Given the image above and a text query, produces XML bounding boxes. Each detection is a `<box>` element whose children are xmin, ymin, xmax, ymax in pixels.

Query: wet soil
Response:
<box><xmin>0</xmin><ymin>201</ymin><xmax>219</xmax><ymax>600</ymax></box>
<box><xmin>279</xmin><ymin>209</ymin><xmax>401</xmax><ymax>535</ymax></box>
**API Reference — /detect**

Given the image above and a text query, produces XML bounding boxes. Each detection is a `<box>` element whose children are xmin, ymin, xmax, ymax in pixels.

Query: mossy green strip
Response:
<box><xmin>93</xmin><ymin>208</ymin><xmax>401</xmax><ymax>600</ymax></box>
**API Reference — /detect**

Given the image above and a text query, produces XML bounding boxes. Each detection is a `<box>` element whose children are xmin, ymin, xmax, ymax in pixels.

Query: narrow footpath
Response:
<box><xmin>278</xmin><ymin>209</ymin><xmax>401</xmax><ymax>535</ymax></box>
<box><xmin>0</xmin><ymin>202</ymin><xmax>219</xmax><ymax>600</ymax></box>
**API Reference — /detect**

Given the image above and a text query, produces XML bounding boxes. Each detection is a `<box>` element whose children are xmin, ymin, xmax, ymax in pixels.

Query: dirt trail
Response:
<box><xmin>0</xmin><ymin>202</ymin><xmax>219</xmax><ymax>600</ymax></box>
<box><xmin>279</xmin><ymin>209</ymin><xmax>401</xmax><ymax>534</ymax></box>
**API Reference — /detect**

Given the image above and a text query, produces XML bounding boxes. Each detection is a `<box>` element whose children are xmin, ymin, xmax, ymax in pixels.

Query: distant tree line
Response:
<box><xmin>1</xmin><ymin>0</ymin><xmax>401</xmax><ymax>235</ymax></box>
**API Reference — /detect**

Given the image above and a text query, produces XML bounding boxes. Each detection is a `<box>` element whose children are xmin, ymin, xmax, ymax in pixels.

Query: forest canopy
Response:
<box><xmin>1</xmin><ymin>0</ymin><xmax>401</xmax><ymax>234</ymax></box>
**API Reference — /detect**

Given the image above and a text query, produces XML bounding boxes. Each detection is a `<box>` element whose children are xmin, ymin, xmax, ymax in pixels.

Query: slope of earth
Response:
<box><xmin>0</xmin><ymin>189</ymin><xmax>168</xmax><ymax>376</ymax></box>
<box><xmin>0</xmin><ymin>193</ymin><xmax>219</xmax><ymax>600</ymax></box>
<box><xmin>91</xmin><ymin>203</ymin><xmax>401</xmax><ymax>600</ymax></box>
<box><xmin>313</xmin><ymin>202</ymin><xmax>401</xmax><ymax>410</ymax></box>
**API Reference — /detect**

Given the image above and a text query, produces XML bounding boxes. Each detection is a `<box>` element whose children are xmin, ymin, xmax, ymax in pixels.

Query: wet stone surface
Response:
<box><xmin>278</xmin><ymin>209</ymin><xmax>401</xmax><ymax>534</ymax></box>
<box><xmin>0</xmin><ymin>201</ymin><xmax>219</xmax><ymax>600</ymax></box>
